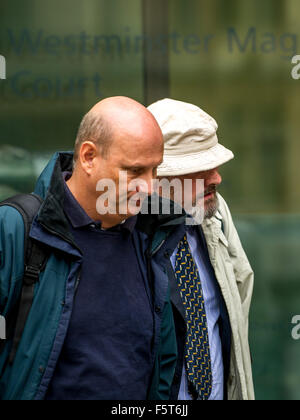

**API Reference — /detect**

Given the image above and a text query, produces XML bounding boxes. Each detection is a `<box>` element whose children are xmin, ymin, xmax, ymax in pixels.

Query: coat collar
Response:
<box><xmin>201</xmin><ymin>201</ymin><xmax>228</xmax><ymax>263</ymax></box>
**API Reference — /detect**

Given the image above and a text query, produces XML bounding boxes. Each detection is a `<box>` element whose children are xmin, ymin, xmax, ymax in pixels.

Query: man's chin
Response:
<box><xmin>204</xmin><ymin>194</ymin><xmax>219</xmax><ymax>219</ymax></box>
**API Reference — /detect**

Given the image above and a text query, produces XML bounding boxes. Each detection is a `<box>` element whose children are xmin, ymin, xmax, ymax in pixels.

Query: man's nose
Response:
<box><xmin>206</xmin><ymin>169</ymin><xmax>222</xmax><ymax>186</ymax></box>
<box><xmin>139</xmin><ymin>172</ymin><xmax>155</xmax><ymax>196</ymax></box>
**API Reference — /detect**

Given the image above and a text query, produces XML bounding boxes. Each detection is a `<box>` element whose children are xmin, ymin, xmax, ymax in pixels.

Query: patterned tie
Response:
<box><xmin>174</xmin><ymin>235</ymin><xmax>212</xmax><ymax>400</ymax></box>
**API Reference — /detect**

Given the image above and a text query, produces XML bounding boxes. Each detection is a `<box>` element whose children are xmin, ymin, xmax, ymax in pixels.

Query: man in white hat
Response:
<box><xmin>148</xmin><ymin>99</ymin><xmax>255</xmax><ymax>401</ymax></box>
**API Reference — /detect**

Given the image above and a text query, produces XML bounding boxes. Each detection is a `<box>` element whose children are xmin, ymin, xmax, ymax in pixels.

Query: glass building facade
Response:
<box><xmin>1</xmin><ymin>0</ymin><xmax>300</xmax><ymax>400</ymax></box>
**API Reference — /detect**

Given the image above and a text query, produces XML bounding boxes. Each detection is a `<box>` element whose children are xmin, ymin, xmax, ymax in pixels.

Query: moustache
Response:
<box><xmin>197</xmin><ymin>185</ymin><xmax>218</xmax><ymax>199</ymax></box>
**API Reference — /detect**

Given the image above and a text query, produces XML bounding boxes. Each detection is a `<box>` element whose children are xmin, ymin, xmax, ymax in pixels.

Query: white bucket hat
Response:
<box><xmin>148</xmin><ymin>98</ymin><xmax>234</xmax><ymax>176</ymax></box>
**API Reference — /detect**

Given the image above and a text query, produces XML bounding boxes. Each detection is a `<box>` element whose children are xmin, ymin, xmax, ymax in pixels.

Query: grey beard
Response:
<box><xmin>204</xmin><ymin>194</ymin><xmax>219</xmax><ymax>219</ymax></box>
<box><xmin>186</xmin><ymin>194</ymin><xmax>219</xmax><ymax>225</ymax></box>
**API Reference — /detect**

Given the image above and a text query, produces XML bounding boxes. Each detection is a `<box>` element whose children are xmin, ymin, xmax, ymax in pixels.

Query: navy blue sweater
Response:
<box><xmin>45</xmin><ymin>176</ymin><xmax>154</xmax><ymax>400</ymax></box>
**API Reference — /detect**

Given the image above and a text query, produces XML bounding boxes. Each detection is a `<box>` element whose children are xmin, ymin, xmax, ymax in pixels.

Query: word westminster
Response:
<box><xmin>3</xmin><ymin>27</ymin><xmax>298</xmax><ymax>59</ymax></box>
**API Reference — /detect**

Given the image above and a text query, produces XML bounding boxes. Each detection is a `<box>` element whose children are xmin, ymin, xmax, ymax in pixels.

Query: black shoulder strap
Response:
<box><xmin>0</xmin><ymin>193</ymin><xmax>43</xmax><ymax>253</ymax></box>
<box><xmin>0</xmin><ymin>193</ymin><xmax>48</xmax><ymax>364</ymax></box>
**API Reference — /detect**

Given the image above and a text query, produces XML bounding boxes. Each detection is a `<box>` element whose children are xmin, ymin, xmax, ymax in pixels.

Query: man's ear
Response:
<box><xmin>79</xmin><ymin>141</ymin><xmax>100</xmax><ymax>175</ymax></box>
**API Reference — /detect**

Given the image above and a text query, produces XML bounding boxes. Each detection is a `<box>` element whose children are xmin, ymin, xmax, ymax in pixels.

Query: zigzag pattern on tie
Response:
<box><xmin>175</xmin><ymin>235</ymin><xmax>212</xmax><ymax>400</ymax></box>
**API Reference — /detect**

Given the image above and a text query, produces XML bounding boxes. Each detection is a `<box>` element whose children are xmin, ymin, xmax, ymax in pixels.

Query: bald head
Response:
<box><xmin>69</xmin><ymin>96</ymin><xmax>164</xmax><ymax>227</ymax></box>
<box><xmin>74</xmin><ymin>96</ymin><xmax>163</xmax><ymax>163</ymax></box>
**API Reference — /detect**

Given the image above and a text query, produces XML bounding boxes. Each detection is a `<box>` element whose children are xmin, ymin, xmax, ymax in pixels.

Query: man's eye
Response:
<box><xmin>131</xmin><ymin>168</ymin><xmax>142</xmax><ymax>175</ymax></box>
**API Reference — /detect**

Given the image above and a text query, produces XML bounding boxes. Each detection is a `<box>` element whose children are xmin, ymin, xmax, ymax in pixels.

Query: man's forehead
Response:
<box><xmin>121</xmin><ymin>156</ymin><xmax>163</xmax><ymax>169</ymax></box>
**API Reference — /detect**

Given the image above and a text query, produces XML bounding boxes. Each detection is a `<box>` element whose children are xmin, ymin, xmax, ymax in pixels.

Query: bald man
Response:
<box><xmin>0</xmin><ymin>97</ymin><xmax>185</xmax><ymax>400</ymax></box>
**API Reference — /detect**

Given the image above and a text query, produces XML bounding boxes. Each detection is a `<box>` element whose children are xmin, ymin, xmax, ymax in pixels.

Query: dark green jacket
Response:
<box><xmin>0</xmin><ymin>152</ymin><xmax>186</xmax><ymax>400</ymax></box>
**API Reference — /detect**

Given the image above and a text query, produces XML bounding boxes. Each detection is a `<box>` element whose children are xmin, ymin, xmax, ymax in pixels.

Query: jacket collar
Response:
<box><xmin>201</xmin><ymin>203</ymin><xmax>228</xmax><ymax>262</ymax></box>
<box><xmin>34</xmin><ymin>152</ymin><xmax>76</xmax><ymax>248</ymax></box>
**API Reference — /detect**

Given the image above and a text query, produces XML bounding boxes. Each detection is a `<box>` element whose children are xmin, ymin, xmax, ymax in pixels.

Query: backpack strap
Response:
<box><xmin>0</xmin><ymin>193</ymin><xmax>43</xmax><ymax>253</ymax></box>
<box><xmin>0</xmin><ymin>193</ymin><xmax>48</xmax><ymax>364</ymax></box>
